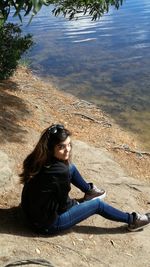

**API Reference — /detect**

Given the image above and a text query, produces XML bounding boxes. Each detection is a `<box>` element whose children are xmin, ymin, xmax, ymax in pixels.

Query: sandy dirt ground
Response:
<box><xmin>0</xmin><ymin>67</ymin><xmax>150</xmax><ymax>267</ymax></box>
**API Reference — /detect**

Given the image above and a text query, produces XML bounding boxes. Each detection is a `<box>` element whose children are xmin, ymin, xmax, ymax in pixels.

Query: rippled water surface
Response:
<box><xmin>12</xmin><ymin>0</ymin><xmax>150</xmax><ymax>149</ymax></box>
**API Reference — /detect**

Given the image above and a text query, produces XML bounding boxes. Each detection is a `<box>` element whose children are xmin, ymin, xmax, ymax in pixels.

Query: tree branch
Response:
<box><xmin>113</xmin><ymin>144</ymin><xmax>150</xmax><ymax>157</ymax></box>
<box><xmin>73</xmin><ymin>112</ymin><xmax>112</xmax><ymax>127</ymax></box>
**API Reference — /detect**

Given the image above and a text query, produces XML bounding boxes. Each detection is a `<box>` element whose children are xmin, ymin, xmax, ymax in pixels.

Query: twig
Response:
<box><xmin>107</xmin><ymin>182</ymin><xmax>147</xmax><ymax>187</ymax></box>
<box><xmin>110</xmin><ymin>239</ymin><xmax>120</xmax><ymax>248</ymax></box>
<box><xmin>106</xmin><ymin>182</ymin><xmax>145</xmax><ymax>191</ymax></box>
<box><xmin>72</xmin><ymin>100</ymin><xmax>95</xmax><ymax>108</ymax></box>
<box><xmin>72</xmin><ymin>100</ymin><xmax>103</xmax><ymax>112</ymax></box>
<box><xmin>37</xmin><ymin>239</ymin><xmax>107</xmax><ymax>265</ymax></box>
<box><xmin>113</xmin><ymin>144</ymin><xmax>150</xmax><ymax>157</ymax></box>
<box><xmin>123</xmin><ymin>252</ymin><xmax>133</xmax><ymax>257</ymax></box>
<box><xmin>3</xmin><ymin>258</ymin><xmax>55</xmax><ymax>267</ymax></box>
<box><xmin>73</xmin><ymin>112</ymin><xmax>112</xmax><ymax>127</ymax></box>
<box><xmin>125</xmin><ymin>184</ymin><xmax>142</xmax><ymax>192</ymax></box>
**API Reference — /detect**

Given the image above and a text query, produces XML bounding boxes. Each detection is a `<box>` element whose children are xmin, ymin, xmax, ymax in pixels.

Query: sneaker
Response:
<box><xmin>128</xmin><ymin>212</ymin><xmax>150</xmax><ymax>232</ymax></box>
<box><xmin>84</xmin><ymin>183</ymin><xmax>106</xmax><ymax>201</ymax></box>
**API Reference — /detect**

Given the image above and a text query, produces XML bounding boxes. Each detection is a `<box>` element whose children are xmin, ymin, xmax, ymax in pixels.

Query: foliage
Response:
<box><xmin>0</xmin><ymin>0</ymin><xmax>124</xmax><ymax>24</ymax></box>
<box><xmin>51</xmin><ymin>0</ymin><xmax>124</xmax><ymax>21</ymax></box>
<box><xmin>0</xmin><ymin>23</ymin><xmax>33</xmax><ymax>80</ymax></box>
<box><xmin>0</xmin><ymin>1</ymin><xmax>123</xmax><ymax>79</ymax></box>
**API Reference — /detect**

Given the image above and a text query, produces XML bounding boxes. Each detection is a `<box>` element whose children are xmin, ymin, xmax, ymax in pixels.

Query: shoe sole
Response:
<box><xmin>85</xmin><ymin>192</ymin><xmax>106</xmax><ymax>201</ymax></box>
<box><xmin>127</xmin><ymin>222</ymin><xmax>150</xmax><ymax>232</ymax></box>
<box><xmin>92</xmin><ymin>191</ymin><xmax>106</xmax><ymax>200</ymax></box>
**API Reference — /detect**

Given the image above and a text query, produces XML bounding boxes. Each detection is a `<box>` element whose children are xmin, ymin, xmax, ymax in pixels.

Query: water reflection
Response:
<box><xmin>10</xmin><ymin>0</ymin><xmax>150</xmax><ymax>149</ymax></box>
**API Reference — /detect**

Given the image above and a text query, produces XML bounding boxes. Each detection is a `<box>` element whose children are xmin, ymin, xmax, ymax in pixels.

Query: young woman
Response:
<box><xmin>20</xmin><ymin>124</ymin><xmax>150</xmax><ymax>235</ymax></box>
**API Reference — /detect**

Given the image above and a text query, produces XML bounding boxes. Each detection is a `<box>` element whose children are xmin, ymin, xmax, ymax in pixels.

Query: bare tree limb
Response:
<box><xmin>113</xmin><ymin>144</ymin><xmax>150</xmax><ymax>157</ymax></box>
<box><xmin>73</xmin><ymin>112</ymin><xmax>112</xmax><ymax>127</ymax></box>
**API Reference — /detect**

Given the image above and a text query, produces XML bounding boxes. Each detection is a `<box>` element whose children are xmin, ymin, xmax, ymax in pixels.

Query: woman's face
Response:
<box><xmin>54</xmin><ymin>136</ymin><xmax>71</xmax><ymax>161</ymax></box>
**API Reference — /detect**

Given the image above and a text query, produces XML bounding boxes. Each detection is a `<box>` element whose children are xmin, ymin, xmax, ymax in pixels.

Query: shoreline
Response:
<box><xmin>1</xmin><ymin>66</ymin><xmax>150</xmax><ymax>267</ymax></box>
<box><xmin>0</xmin><ymin>65</ymin><xmax>150</xmax><ymax>181</ymax></box>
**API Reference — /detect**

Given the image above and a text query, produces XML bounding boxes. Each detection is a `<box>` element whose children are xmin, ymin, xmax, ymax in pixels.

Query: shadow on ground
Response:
<box><xmin>0</xmin><ymin>206</ymin><xmax>128</xmax><ymax>238</ymax></box>
<box><xmin>0</xmin><ymin>206</ymin><xmax>35</xmax><ymax>237</ymax></box>
<box><xmin>0</xmin><ymin>80</ymin><xmax>29</xmax><ymax>143</ymax></box>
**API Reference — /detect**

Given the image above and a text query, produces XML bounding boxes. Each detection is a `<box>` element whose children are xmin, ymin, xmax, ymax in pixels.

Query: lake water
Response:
<box><xmin>11</xmin><ymin>0</ymin><xmax>150</xmax><ymax>149</ymax></box>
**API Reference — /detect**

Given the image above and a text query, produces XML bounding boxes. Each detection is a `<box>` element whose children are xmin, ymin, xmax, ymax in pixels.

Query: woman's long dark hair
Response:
<box><xmin>20</xmin><ymin>124</ymin><xmax>71</xmax><ymax>184</ymax></box>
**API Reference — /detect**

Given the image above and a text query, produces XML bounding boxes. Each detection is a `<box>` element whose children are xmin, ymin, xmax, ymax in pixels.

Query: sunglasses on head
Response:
<box><xmin>48</xmin><ymin>124</ymin><xmax>64</xmax><ymax>134</ymax></box>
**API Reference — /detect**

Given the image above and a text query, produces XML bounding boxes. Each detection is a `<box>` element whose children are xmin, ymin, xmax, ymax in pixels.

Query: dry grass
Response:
<box><xmin>0</xmin><ymin>66</ymin><xmax>150</xmax><ymax>181</ymax></box>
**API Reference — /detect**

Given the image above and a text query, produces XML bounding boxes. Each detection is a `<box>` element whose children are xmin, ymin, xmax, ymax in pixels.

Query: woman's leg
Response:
<box><xmin>69</xmin><ymin>163</ymin><xmax>90</xmax><ymax>192</ymax></box>
<box><xmin>45</xmin><ymin>199</ymin><xmax>133</xmax><ymax>234</ymax></box>
<box><xmin>69</xmin><ymin>163</ymin><xmax>106</xmax><ymax>200</ymax></box>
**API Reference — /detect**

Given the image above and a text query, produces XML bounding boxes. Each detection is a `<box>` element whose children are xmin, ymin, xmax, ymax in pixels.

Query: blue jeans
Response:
<box><xmin>45</xmin><ymin>198</ymin><xmax>133</xmax><ymax>234</ymax></box>
<box><xmin>69</xmin><ymin>163</ymin><xmax>90</xmax><ymax>192</ymax></box>
<box><xmin>43</xmin><ymin>164</ymin><xmax>133</xmax><ymax>234</ymax></box>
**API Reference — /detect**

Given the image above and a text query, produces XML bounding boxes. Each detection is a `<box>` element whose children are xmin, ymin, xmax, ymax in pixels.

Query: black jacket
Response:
<box><xmin>21</xmin><ymin>160</ymin><xmax>72</xmax><ymax>230</ymax></box>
